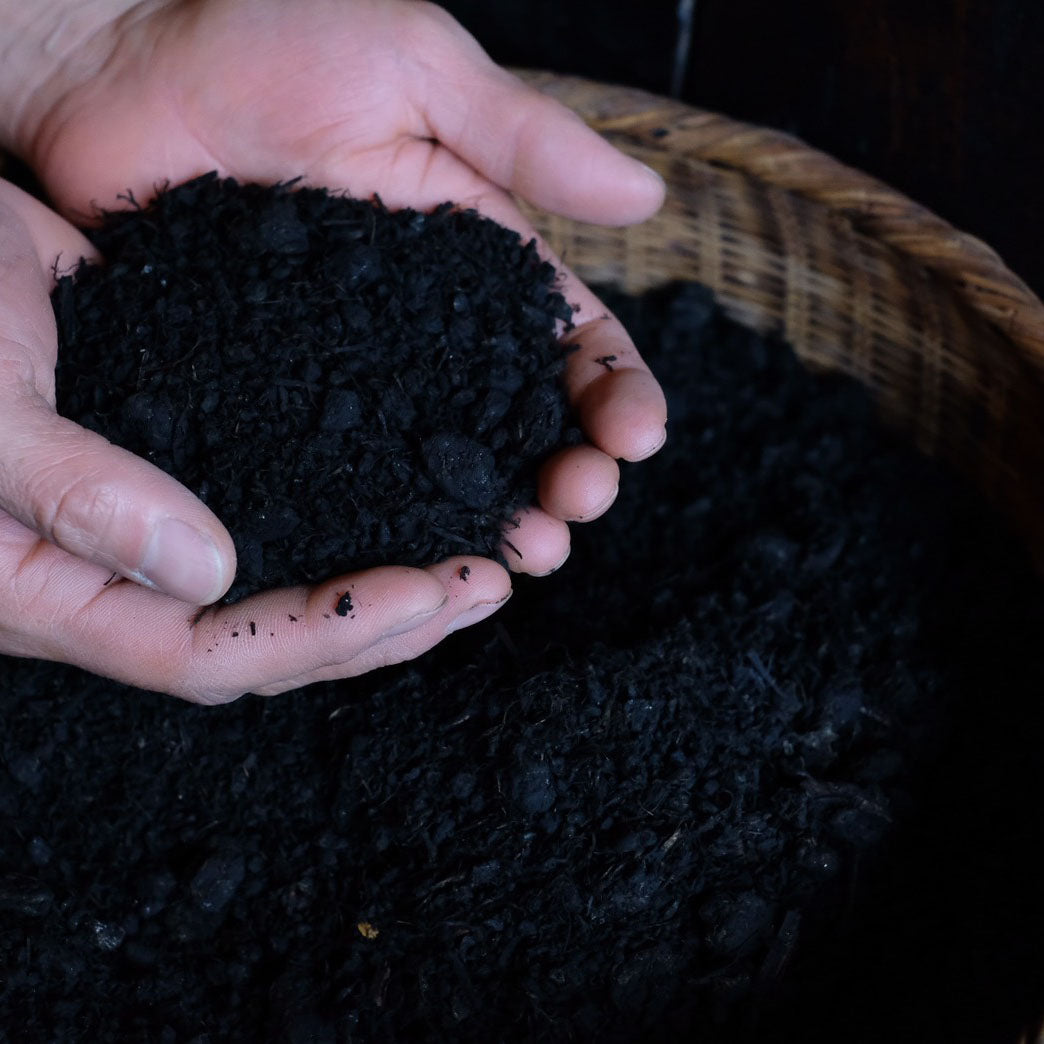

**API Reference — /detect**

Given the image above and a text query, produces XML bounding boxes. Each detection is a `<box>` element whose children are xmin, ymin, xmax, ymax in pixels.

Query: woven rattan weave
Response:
<box><xmin>516</xmin><ymin>72</ymin><xmax>1044</xmax><ymax>569</ymax></box>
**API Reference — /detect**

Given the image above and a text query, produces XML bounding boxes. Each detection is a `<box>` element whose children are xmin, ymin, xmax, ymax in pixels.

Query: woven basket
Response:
<box><xmin>516</xmin><ymin>71</ymin><xmax>1044</xmax><ymax>574</ymax></box>
<box><xmin>3</xmin><ymin>72</ymin><xmax>1042</xmax><ymax>1042</ymax></box>
<box><xmin>6</xmin><ymin>77</ymin><xmax>1044</xmax><ymax>561</ymax></box>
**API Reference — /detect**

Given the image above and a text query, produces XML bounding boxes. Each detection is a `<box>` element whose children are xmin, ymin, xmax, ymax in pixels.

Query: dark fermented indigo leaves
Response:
<box><xmin>53</xmin><ymin>174</ymin><xmax>577</xmax><ymax>601</ymax></box>
<box><xmin>3</xmin><ymin>282</ymin><xmax>1042</xmax><ymax>1041</ymax></box>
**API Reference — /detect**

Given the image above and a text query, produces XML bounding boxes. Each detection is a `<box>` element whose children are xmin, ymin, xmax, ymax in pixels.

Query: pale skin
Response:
<box><xmin>0</xmin><ymin>0</ymin><xmax>667</xmax><ymax>702</ymax></box>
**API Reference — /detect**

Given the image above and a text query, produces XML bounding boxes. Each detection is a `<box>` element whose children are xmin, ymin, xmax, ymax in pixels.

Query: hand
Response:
<box><xmin>0</xmin><ymin>176</ymin><xmax>510</xmax><ymax>699</ymax></box>
<box><xmin>0</xmin><ymin>0</ymin><xmax>667</xmax><ymax>700</ymax></box>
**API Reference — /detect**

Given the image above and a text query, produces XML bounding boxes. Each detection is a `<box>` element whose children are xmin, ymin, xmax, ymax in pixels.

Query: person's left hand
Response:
<box><xmin>9</xmin><ymin>0</ymin><xmax>668</xmax><ymax>577</ymax></box>
<box><xmin>0</xmin><ymin>175</ymin><xmax>515</xmax><ymax>701</ymax></box>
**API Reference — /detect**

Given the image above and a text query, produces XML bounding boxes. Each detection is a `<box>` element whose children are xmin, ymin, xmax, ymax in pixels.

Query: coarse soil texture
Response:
<box><xmin>2</xmin><ymin>284</ymin><xmax>1044</xmax><ymax>1043</ymax></box>
<box><xmin>52</xmin><ymin>174</ymin><xmax>577</xmax><ymax>601</ymax></box>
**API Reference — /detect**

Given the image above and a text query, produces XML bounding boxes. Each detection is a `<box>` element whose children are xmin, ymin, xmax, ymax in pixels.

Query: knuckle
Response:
<box><xmin>32</xmin><ymin>463</ymin><xmax>120</xmax><ymax>550</ymax></box>
<box><xmin>6</xmin><ymin>537</ymin><xmax>74</xmax><ymax>635</ymax></box>
<box><xmin>14</xmin><ymin>574</ymin><xmax>59</xmax><ymax>626</ymax></box>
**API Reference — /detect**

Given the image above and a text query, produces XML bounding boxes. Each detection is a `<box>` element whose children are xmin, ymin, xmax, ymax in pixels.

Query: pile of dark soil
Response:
<box><xmin>52</xmin><ymin>175</ymin><xmax>576</xmax><ymax>600</ymax></box>
<box><xmin>3</xmin><ymin>282</ymin><xmax>1044</xmax><ymax>1043</ymax></box>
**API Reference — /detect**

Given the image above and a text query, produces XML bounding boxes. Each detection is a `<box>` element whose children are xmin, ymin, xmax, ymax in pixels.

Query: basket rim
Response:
<box><xmin>516</xmin><ymin>69</ymin><xmax>1044</xmax><ymax>372</ymax></box>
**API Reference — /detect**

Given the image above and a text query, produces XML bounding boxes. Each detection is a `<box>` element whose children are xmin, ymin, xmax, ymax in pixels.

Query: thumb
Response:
<box><xmin>0</xmin><ymin>181</ymin><xmax>236</xmax><ymax>604</ymax></box>
<box><xmin>414</xmin><ymin>8</ymin><xmax>665</xmax><ymax>225</ymax></box>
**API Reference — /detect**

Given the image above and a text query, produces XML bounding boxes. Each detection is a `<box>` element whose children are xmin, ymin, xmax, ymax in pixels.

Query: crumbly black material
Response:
<box><xmin>3</xmin><ymin>284</ymin><xmax>1044</xmax><ymax>1042</ymax></box>
<box><xmin>52</xmin><ymin>174</ymin><xmax>576</xmax><ymax>601</ymax></box>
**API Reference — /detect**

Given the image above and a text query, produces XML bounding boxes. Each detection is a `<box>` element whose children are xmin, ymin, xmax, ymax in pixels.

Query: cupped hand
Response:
<box><xmin>0</xmin><ymin>0</ymin><xmax>667</xmax><ymax>699</ymax></box>
<box><xmin>16</xmin><ymin>0</ymin><xmax>668</xmax><ymax>578</ymax></box>
<box><xmin>0</xmin><ymin>177</ymin><xmax>510</xmax><ymax>700</ymax></box>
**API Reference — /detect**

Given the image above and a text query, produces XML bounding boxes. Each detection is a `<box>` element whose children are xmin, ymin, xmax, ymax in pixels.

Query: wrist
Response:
<box><xmin>0</xmin><ymin>0</ymin><xmax>144</xmax><ymax>156</ymax></box>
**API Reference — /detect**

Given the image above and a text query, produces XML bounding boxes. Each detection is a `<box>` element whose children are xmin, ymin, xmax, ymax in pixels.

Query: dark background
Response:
<box><xmin>440</xmin><ymin>0</ymin><xmax>1042</xmax><ymax>300</ymax></box>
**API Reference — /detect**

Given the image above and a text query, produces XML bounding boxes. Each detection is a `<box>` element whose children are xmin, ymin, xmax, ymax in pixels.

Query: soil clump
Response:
<box><xmin>53</xmin><ymin>175</ymin><xmax>576</xmax><ymax>600</ymax></box>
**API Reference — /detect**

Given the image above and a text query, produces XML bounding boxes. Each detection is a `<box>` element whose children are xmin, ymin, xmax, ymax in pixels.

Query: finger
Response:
<box><xmin>175</xmin><ymin>565</ymin><xmax>455</xmax><ymax>701</ymax></box>
<box><xmin>500</xmin><ymin>506</ymin><xmax>570</xmax><ymax>576</ymax></box>
<box><xmin>456</xmin><ymin>188</ymin><xmax>669</xmax><ymax>463</ymax></box>
<box><xmin>0</xmin><ymin>509</ymin><xmax>454</xmax><ymax>701</ymax></box>
<box><xmin>252</xmin><ymin>555</ymin><xmax>512</xmax><ymax>695</ymax></box>
<box><xmin>537</xmin><ymin>445</ymin><xmax>620</xmax><ymax>522</ymax></box>
<box><xmin>0</xmin><ymin>395</ymin><xmax>237</xmax><ymax>606</ymax></box>
<box><xmin>411</xmin><ymin>6</ymin><xmax>665</xmax><ymax>225</ymax></box>
<box><xmin>560</xmin><ymin>318</ymin><xmax>669</xmax><ymax>463</ymax></box>
<box><xmin>0</xmin><ymin>186</ymin><xmax>236</xmax><ymax>604</ymax></box>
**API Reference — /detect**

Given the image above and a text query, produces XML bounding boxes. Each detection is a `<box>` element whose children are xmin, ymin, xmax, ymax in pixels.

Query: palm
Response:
<box><xmin>37</xmin><ymin>0</ymin><xmax>500</xmax><ymax>221</ymax></box>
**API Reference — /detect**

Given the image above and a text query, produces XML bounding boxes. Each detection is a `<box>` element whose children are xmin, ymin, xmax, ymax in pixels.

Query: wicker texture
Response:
<box><xmin>516</xmin><ymin>72</ymin><xmax>1044</xmax><ymax>569</ymax></box>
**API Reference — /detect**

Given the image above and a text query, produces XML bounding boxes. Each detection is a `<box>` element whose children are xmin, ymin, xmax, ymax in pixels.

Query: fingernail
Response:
<box><xmin>639</xmin><ymin>162</ymin><xmax>666</xmax><ymax>189</ymax></box>
<box><xmin>379</xmin><ymin>596</ymin><xmax>448</xmax><ymax>640</ymax></box>
<box><xmin>532</xmin><ymin>547</ymin><xmax>571</xmax><ymax>578</ymax></box>
<box><xmin>140</xmin><ymin>518</ymin><xmax>226</xmax><ymax>604</ymax></box>
<box><xmin>572</xmin><ymin>484</ymin><xmax>619</xmax><ymax>522</ymax></box>
<box><xmin>446</xmin><ymin>592</ymin><xmax>512</xmax><ymax>635</ymax></box>
<box><xmin>633</xmin><ymin>426</ymin><xmax>668</xmax><ymax>462</ymax></box>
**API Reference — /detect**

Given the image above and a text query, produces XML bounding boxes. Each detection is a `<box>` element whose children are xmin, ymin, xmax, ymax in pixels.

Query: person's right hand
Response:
<box><xmin>0</xmin><ymin>177</ymin><xmax>510</xmax><ymax>701</ymax></box>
